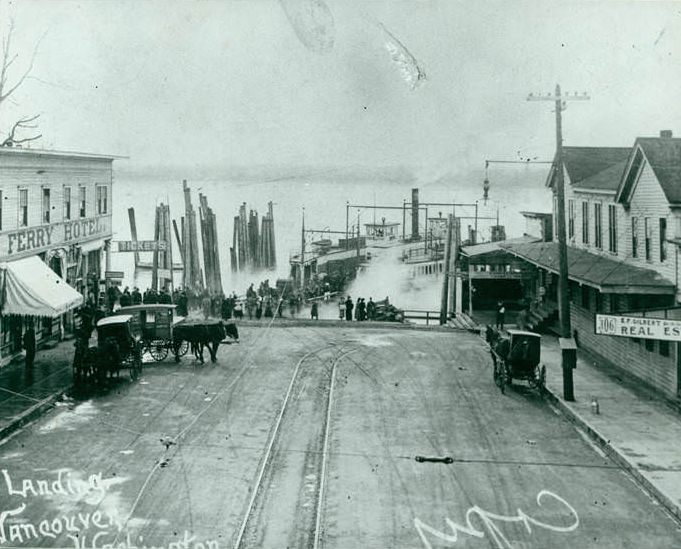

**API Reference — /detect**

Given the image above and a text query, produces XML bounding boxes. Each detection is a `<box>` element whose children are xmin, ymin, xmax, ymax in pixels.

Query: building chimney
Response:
<box><xmin>660</xmin><ymin>130</ymin><xmax>673</xmax><ymax>138</ymax></box>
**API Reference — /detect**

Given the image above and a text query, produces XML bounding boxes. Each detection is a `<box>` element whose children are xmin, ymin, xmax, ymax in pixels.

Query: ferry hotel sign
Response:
<box><xmin>595</xmin><ymin>313</ymin><xmax>681</xmax><ymax>341</ymax></box>
<box><xmin>0</xmin><ymin>215</ymin><xmax>112</xmax><ymax>259</ymax></box>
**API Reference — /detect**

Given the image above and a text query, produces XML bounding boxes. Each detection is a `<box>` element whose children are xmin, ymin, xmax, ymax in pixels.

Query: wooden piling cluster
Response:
<box><xmin>180</xmin><ymin>180</ymin><xmax>204</xmax><ymax>291</ymax></box>
<box><xmin>199</xmin><ymin>193</ymin><xmax>223</xmax><ymax>295</ymax></box>
<box><xmin>230</xmin><ymin>201</ymin><xmax>277</xmax><ymax>272</ymax></box>
<box><xmin>151</xmin><ymin>203</ymin><xmax>174</xmax><ymax>291</ymax></box>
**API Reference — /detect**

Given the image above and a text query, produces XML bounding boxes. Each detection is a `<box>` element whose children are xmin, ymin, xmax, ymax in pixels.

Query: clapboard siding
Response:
<box><xmin>623</xmin><ymin>161</ymin><xmax>675</xmax><ymax>283</ymax></box>
<box><xmin>0</xmin><ymin>162</ymin><xmax>112</xmax><ymax>233</ymax></box>
<box><xmin>572</xmin><ymin>304</ymin><xmax>677</xmax><ymax>398</ymax></box>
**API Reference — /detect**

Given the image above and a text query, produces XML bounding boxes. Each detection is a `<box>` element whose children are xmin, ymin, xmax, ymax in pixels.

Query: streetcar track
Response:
<box><xmin>314</xmin><ymin>347</ymin><xmax>358</xmax><ymax>549</ymax></box>
<box><xmin>232</xmin><ymin>342</ymin><xmax>339</xmax><ymax>549</ymax></box>
<box><xmin>233</xmin><ymin>343</ymin><xmax>358</xmax><ymax>549</ymax></box>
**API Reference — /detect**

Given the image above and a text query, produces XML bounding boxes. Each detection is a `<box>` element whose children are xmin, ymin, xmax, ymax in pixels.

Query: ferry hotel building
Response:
<box><xmin>504</xmin><ymin>131</ymin><xmax>681</xmax><ymax>400</ymax></box>
<box><xmin>0</xmin><ymin>148</ymin><xmax>114</xmax><ymax>364</ymax></box>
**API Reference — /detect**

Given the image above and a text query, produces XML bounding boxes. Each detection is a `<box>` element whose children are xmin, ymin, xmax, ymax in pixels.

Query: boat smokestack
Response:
<box><xmin>411</xmin><ymin>188</ymin><xmax>419</xmax><ymax>240</ymax></box>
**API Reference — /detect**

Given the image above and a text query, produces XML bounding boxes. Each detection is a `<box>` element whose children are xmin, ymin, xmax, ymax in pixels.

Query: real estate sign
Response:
<box><xmin>595</xmin><ymin>313</ymin><xmax>681</xmax><ymax>341</ymax></box>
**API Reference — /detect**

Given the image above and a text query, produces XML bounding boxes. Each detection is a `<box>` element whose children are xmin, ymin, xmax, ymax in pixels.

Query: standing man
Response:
<box><xmin>496</xmin><ymin>301</ymin><xmax>506</xmax><ymax>331</ymax></box>
<box><xmin>23</xmin><ymin>319</ymin><xmax>36</xmax><ymax>369</ymax></box>
<box><xmin>345</xmin><ymin>296</ymin><xmax>354</xmax><ymax>321</ymax></box>
<box><xmin>367</xmin><ymin>297</ymin><xmax>376</xmax><ymax>321</ymax></box>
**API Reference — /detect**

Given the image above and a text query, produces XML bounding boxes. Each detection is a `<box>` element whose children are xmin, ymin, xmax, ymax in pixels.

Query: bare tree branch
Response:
<box><xmin>0</xmin><ymin>19</ymin><xmax>44</xmax><ymax>147</ymax></box>
<box><xmin>1</xmin><ymin>114</ymin><xmax>41</xmax><ymax>147</ymax></box>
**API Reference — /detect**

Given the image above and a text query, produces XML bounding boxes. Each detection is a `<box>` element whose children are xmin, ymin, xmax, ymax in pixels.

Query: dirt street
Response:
<box><xmin>0</xmin><ymin>325</ymin><xmax>679</xmax><ymax>549</ymax></box>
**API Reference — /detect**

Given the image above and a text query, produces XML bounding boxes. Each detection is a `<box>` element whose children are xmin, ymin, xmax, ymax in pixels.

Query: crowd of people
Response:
<box><xmin>90</xmin><ymin>276</ymin><xmax>403</xmax><ymax>327</ymax></box>
<box><xmin>337</xmin><ymin>296</ymin><xmax>379</xmax><ymax>321</ymax></box>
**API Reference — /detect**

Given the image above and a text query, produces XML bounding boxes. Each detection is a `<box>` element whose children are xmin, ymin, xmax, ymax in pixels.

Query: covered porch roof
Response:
<box><xmin>501</xmin><ymin>241</ymin><xmax>675</xmax><ymax>295</ymax></box>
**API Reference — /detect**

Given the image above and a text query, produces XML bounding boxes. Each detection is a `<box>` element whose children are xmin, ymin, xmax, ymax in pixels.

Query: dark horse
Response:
<box><xmin>484</xmin><ymin>325</ymin><xmax>510</xmax><ymax>367</ymax></box>
<box><xmin>173</xmin><ymin>321</ymin><xmax>238</xmax><ymax>364</ymax></box>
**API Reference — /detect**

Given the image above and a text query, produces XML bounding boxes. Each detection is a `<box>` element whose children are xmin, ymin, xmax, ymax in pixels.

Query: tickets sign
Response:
<box><xmin>595</xmin><ymin>313</ymin><xmax>681</xmax><ymax>341</ymax></box>
<box><xmin>116</xmin><ymin>240</ymin><xmax>167</xmax><ymax>252</ymax></box>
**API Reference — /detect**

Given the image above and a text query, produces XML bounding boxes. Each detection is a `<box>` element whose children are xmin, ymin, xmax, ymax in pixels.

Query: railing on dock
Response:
<box><xmin>402</xmin><ymin>309</ymin><xmax>443</xmax><ymax>326</ymax></box>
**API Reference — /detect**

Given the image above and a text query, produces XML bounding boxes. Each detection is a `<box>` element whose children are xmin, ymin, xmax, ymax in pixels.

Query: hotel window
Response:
<box><xmin>568</xmin><ymin>200</ymin><xmax>575</xmax><ymax>239</ymax></box>
<box><xmin>96</xmin><ymin>185</ymin><xmax>108</xmax><ymax>214</ymax></box>
<box><xmin>64</xmin><ymin>186</ymin><xmax>72</xmax><ymax>220</ymax></box>
<box><xmin>645</xmin><ymin>217</ymin><xmax>652</xmax><ymax>261</ymax></box>
<box><xmin>42</xmin><ymin>188</ymin><xmax>51</xmax><ymax>224</ymax></box>
<box><xmin>660</xmin><ymin>217</ymin><xmax>667</xmax><ymax>262</ymax></box>
<box><xmin>581</xmin><ymin>201</ymin><xmax>589</xmax><ymax>244</ymax></box>
<box><xmin>18</xmin><ymin>188</ymin><xmax>28</xmax><ymax>227</ymax></box>
<box><xmin>79</xmin><ymin>186</ymin><xmax>86</xmax><ymax>218</ymax></box>
<box><xmin>608</xmin><ymin>204</ymin><xmax>617</xmax><ymax>253</ymax></box>
<box><xmin>631</xmin><ymin>218</ymin><xmax>638</xmax><ymax>258</ymax></box>
<box><xmin>594</xmin><ymin>203</ymin><xmax>602</xmax><ymax>248</ymax></box>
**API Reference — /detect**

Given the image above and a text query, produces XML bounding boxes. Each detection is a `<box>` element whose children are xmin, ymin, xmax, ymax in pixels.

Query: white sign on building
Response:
<box><xmin>595</xmin><ymin>313</ymin><xmax>681</xmax><ymax>341</ymax></box>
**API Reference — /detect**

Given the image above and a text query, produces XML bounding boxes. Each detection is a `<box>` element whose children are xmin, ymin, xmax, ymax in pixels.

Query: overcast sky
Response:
<box><xmin>2</xmin><ymin>0</ymin><xmax>680</xmax><ymax>176</ymax></box>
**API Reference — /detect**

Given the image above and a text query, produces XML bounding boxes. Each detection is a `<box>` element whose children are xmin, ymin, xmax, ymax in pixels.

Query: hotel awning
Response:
<box><xmin>501</xmin><ymin>241</ymin><xmax>676</xmax><ymax>295</ymax></box>
<box><xmin>1</xmin><ymin>256</ymin><xmax>84</xmax><ymax>317</ymax></box>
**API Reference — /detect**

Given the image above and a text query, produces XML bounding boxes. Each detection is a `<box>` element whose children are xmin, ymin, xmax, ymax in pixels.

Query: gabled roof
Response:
<box><xmin>546</xmin><ymin>147</ymin><xmax>631</xmax><ymax>191</ymax></box>
<box><xmin>616</xmin><ymin>136</ymin><xmax>681</xmax><ymax>205</ymax></box>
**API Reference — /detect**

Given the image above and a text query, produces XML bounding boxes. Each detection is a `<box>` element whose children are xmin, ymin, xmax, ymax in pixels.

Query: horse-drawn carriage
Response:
<box><xmin>73</xmin><ymin>315</ymin><xmax>143</xmax><ymax>384</ymax></box>
<box><xmin>485</xmin><ymin>327</ymin><xmax>546</xmax><ymax>394</ymax></box>
<box><xmin>118</xmin><ymin>304</ymin><xmax>189</xmax><ymax>362</ymax></box>
<box><xmin>119</xmin><ymin>303</ymin><xmax>239</xmax><ymax>363</ymax></box>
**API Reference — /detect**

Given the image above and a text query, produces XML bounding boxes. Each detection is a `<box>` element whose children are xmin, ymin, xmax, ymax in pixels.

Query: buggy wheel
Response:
<box><xmin>177</xmin><ymin>340</ymin><xmax>189</xmax><ymax>357</ymax></box>
<box><xmin>493</xmin><ymin>363</ymin><xmax>502</xmax><ymax>387</ymax></box>
<box><xmin>146</xmin><ymin>340</ymin><xmax>169</xmax><ymax>362</ymax></box>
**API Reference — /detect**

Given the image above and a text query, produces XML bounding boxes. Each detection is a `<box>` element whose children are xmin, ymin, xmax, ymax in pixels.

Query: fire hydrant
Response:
<box><xmin>590</xmin><ymin>397</ymin><xmax>600</xmax><ymax>415</ymax></box>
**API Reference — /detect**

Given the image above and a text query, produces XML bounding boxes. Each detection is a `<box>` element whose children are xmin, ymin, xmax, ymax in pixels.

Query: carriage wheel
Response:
<box><xmin>177</xmin><ymin>340</ymin><xmax>189</xmax><ymax>357</ymax></box>
<box><xmin>146</xmin><ymin>340</ymin><xmax>169</xmax><ymax>362</ymax></box>
<box><xmin>493</xmin><ymin>362</ymin><xmax>502</xmax><ymax>387</ymax></box>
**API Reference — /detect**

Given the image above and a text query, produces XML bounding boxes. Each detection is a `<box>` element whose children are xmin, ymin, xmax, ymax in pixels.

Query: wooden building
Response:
<box><xmin>504</xmin><ymin>131</ymin><xmax>681</xmax><ymax>399</ymax></box>
<box><xmin>0</xmin><ymin>148</ymin><xmax>115</xmax><ymax>364</ymax></box>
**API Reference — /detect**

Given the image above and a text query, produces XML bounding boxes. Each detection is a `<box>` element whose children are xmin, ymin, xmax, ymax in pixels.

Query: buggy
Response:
<box><xmin>485</xmin><ymin>327</ymin><xmax>546</xmax><ymax>395</ymax></box>
<box><xmin>75</xmin><ymin>315</ymin><xmax>143</xmax><ymax>384</ymax></box>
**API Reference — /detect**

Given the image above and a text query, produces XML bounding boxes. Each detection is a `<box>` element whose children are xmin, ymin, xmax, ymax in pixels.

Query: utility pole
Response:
<box><xmin>440</xmin><ymin>214</ymin><xmax>454</xmax><ymax>325</ymax></box>
<box><xmin>301</xmin><ymin>208</ymin><xmax>306</xmax><ymax>289</ymax></box>
<box><xmin>528</xmin><ymin>84</ymin><xmax>589</xmax><ymax>401</ymax></box>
